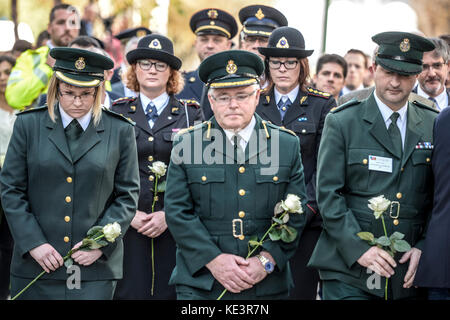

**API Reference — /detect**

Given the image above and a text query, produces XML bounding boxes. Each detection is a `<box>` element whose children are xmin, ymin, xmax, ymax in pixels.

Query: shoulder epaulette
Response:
<box><xmin>178</xmin><ymin>99</ymin><xmax>200</xmax><ymax>108</ymax></box>
<box><xmin>307</xmin><ymin>87</ymin><xmax>331</xmax><ymax>99</ymax></box>
<box><xmin>260</xmin><ymin>86</ymin><xmax>270</xmax><ymax>95</ymax></box>
<box><xmin>102</xmin><ymin>107</ymin><xmax>135</xmax><ymax>125</ymax></box>
<box><xmin>112</xmin><ymin>96</ymin><xmax>137</xmax><ymax>106</ymax></box>
<box><xmin>176</xmin><ymin>121</ymin><xmax>207</xmax><ymax>136</ymax></box>
<box><xmin>412</xmin><ymin>100</ymin><xmax>439</xmax><ymax>114</ymax></box>
<box><xmin>330</xmin><ymin>98</ymin><xmax>360</xmax><ymax>113</ymax></box>
<box><xmin>264</xmin><ymin>121</ymin><xmax>297</xmax><ymax>137</ymax></box>
<box><xmin>17</xmin><ymin>105</ymin><xmax>47</xmax><ymax>115</ymax></box>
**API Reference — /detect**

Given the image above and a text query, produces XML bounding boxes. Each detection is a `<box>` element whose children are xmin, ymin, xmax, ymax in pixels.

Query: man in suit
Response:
<box><xmin>414</xmin><ymin>37</ymin><xmax>449</xmax><ymax>111</ymax></box>
<box><xmin>165</xmin><ymin>50</ymin><xmax>307</xmax><ymax>300</ymax></box>
<box><xmin>177</xmin><ymin>8</ymin><xmax>237</xmax><ymax>120</ymax></box>
<box><xmin>308</xmin><ymin>32</ymin><xmax>437</xmax><ymax>300</ymax></box>
<box><xmin>314</xmin><ymin>53</ymin><xmax>347</xmax><ymax>102</ymax></box>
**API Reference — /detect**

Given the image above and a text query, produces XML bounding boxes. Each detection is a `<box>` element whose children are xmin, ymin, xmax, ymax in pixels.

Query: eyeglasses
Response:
<box><xmin>138</xmin><ymin>60</ymin><xmax>169</xmax><ymax>72</ymax></box>
<box><xmin>422</xmin><ymin>62</ymin><xmax>445</xmax><ymax>72</ymax></box>
<box><xmin>210</xmin><ymin>90</ymin><xmax>257</xmax><ymax>105</ymax></box>
<box><xmin>268</xmin><ymin>59</ymin><xmax>299</xmax><ymax>70</ymax></box>
<box><xmin>59</xmin><ymin>91</ymin><xmax>96</xmax><ymax>102</ymax></box>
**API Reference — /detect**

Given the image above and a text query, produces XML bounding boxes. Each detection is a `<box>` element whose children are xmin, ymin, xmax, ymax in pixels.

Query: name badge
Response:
<box><xmin>368</xmin><ymin>155</ymin><xmax>392</xmax><ymax>173</ymax></box>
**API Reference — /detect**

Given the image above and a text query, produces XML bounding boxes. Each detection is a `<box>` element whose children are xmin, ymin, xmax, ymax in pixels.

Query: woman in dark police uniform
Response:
<box><xmin>255</xmin><ymin>26</ymin><xmax>336</xmax><ymax>299</ymax></box>
<box><xmin>112</xmin><ymin>34</ymin><xmax>203</xmax><ymax>300</ymax></box>
<box><xmin>0</xmin><ymin>47</ymin><xmax>140</xmax><ymax>299</ymax></box>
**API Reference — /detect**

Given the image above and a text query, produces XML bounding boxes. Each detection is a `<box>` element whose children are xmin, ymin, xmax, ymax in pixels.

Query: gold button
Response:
<box><xmin>396</xmin><ymin>192</ymin><xmax>402</xmax><ymax>199</ymax></box>
<box><xmin>273</xmin><ymin>176</ymin><xmax>279</xmax><ymax>182</ymax></box>
<box><xmin>148</xmin><ymin>137</ymin><xmax>154</xmax><ymax>142</ymax></box>
<box><xmin>201</xmin><ymin>176</ymin><xmax>207</xmax><ymax>182</ymax></box>
<box><xmin>238</xmin><ymin>235</ymin><xmax>245</xmax><ymax>240</ymax></box>
<box><xmin>239</xmin><ymin>166</ymin><xmax>245</xmax><ymax>173</ymax></box>
<box><xmin>426</xmin><ymin>158</ymin><xmax>430</xmax><ymax>163</ymax></box>
<box><xmin>64</xmin><ymin>216</ymin><xmax>70</xmax><ymax>222</ymax></box>
<box><xmin>148</xmin><ymin>156</ymin><xmax>154</xmax><ymax>162</ymax></box>
<box><xmin>363</xmin><ymin>159</ymin><xmax>368</xmax><ymax>165</ymax></box>
<box><xmin>64</xmin><ymin>236</ymin><xmax>70</xmax><ymax>243</ymax></box>
<box><xmin>239</xmin><ymin>189</ymin><xmax>245</xmax><ymax>196</ymax></box>
<box><xmin>401</xmin><ymin>167</ymin><xmax>404</xmax><ymax>172</ymax></box>
<box><xmin>66</xmin><ymin>177</ymin><xmax>72</xmax><ymax>183</ymax></box>
<box><xmin>149</xmin><ymin>175</ymin><xmax>154</xmax><ymax>181</ymax></box>
<box><xmin>238</xmin><ymin>211</ymin><xmax>245</xmax><ymax>218</ymax></box>
<box><xmin>65</xmin><ymin>196</ymin><xmax>71</xmax><ymax>203</ymax></box>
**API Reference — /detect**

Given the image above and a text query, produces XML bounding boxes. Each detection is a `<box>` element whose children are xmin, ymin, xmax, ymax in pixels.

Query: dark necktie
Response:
<box><xmin>233</xmin><ymin>134</ymin><xmax>245</xmax><ymax>164</ymax></box>
<box><xmin>428</xmin><ymin>96</ymin><xmax>438</xmax><ymax>109</ymax></box>
<box><xmin>388</xmin><ymin>112</ymin><xmax>402</xmax><ymax>156</ymax></box>
<box><xmin>278</xmin><ymin>97</ymin><xmax>291</xmax><ymax>120</ymax></box>
<box><xmin>145</xmin><ymin>101</ymin><xmax>158</xmax><ymax>126</ymax></box>
<box><xmin>65</xmin><ymin>119</ymin><xmax>83</xmax><ymax>156</ymax></box>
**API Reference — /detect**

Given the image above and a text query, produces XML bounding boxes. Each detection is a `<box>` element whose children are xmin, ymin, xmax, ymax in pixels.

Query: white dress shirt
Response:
<box><xmin>140</xmin><ymin>92</ymin><xmax>170</xmax><ymax>128</ymax></box>
<box><xmin>223</xmin><ymin>116</ymin><xmax>256</xmax><ymax>151</ymax></box>
<box><xmin>59</xmin><ymin>104</ymin><xmax>92</xmax><ymax>131</ymax></box>
<box><xmin>417</xmin><ymin>85</ymin><xmax>448</xmax><ymax>111</ymax></box>
<box><xmin>274</xmin><ymin>85</ymin><xmax>299</xmax><ymax>106</ymax></box>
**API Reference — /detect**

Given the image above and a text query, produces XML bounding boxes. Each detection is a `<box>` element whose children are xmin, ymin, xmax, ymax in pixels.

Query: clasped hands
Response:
<box><xmin>206</xmin><ymin>252</ymin><xmax>274</xmax><ymax>294</ymax></box>
<box><xmin>131</xmin><ymin>209</ymin><xmax>167</xmax><ymax>238</ymax></box>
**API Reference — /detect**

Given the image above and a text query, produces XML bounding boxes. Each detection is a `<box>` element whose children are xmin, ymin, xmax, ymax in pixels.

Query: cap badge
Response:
<box><xmin>255</xmin><ymin>8</ymin><xmax>265</xmax><ymax>20</ymax></box>
<box><xmin>136</xmin><ymin>30</ymin><xmax>147</xmax><ymax>37</ymax></box>
<box><xmin>149</xmin><ymin>39</ymin><xmax>162</xmax><ymax>50</ymax></box>
<box><xmin>276</xmin><ymin>37</ymin><xmax>289</xmax><ymax>49</ymax></box>
<box><xmin>226</xmin><ymin>60</ymin><xmax>237</xmax><ymax>74</ymax></box>
<box><xmin>399</xmin><ymin>38</ymin><xmax>410</xmax><ymax>52</ymax></box>
<box><xmin>75</xmin><ymin>57</ymin><xmax>86</xmax><ymax>70</ymax></box>
<box><xmin>208</xmin><ymin>9</ymin><xmax>218</xmax><ymax>19</ymax></box>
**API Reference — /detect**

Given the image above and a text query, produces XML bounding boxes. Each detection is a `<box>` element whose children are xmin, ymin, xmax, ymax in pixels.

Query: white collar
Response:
<box><xmin>274</xmin><ymin>85</ymin><xmax>299</xmax><ymax>105</ymax></box>
<box><xmin>417</xmin><ymin>85</ymin><xmax>448</xmax><ymax>111</ymax></box>
<box><xmin>374</xmin><ymin>91</ymin><xmax>408</xmax><ymax>125</ymax></box>
<box><xmin>223</xmin><ymin>116</ymin><xmax>256</xmax><ymax>148</ymax></box>
<box><xmin>140</xmin><ymin>92</ymin><xmax>169</xmax><ymax>115</ymax></box>
<box><xmin>59</xmin><ymin>104</ymin><xmax>92</xmax><ymax>131</ymax></box>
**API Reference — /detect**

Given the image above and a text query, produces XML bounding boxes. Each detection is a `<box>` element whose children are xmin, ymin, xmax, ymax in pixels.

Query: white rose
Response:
<box><xmin>150</xmin><ymin>161</ymin><xmax>167</xmax><ymax>177</ymax></box>
<box><xmin>281</xmin><ymin>194</ymin><xmax>303</xmax><ymax>214</ymax></box>
<box><xmin>103</xmin><ymin>222</ymin><xmax>121</xmax><ymax>242</ymax></box>
<box><xmin>368</xmin><ymin>195</ymin><xmax>391</xmax><ymax>219</ymax></box>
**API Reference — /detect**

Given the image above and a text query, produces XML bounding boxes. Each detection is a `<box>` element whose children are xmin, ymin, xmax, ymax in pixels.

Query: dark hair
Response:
<box><xmin>316</xmin><ymin>54</ymin><xmax>348</xmax><ymax>78</ymax></box>
<box><xmin>0</xmin><ymin>55</ymin><xmax>16</xmax><ymax>67</ymax></box>
<box><xmin>49</xmin><ymin>4</ymin><xmax>79</xmax><ymax>23</ymax></box>
<box><xmin>36</xmin><ymin>30</ymin><xmax>50</xmax><ymax>48</ymax></box>
<box><xmin>69</xmin><ymin>36</ymin><xmax>102</xmax><ymax>49</ymax></box>
<box><xmin>264</xmin><ymin>57</ymin><xmax>310</xmax><ymax>92</ymax></box>
<box><xmin>12</xmin><ymin>39</ymin><xmax>32</xmax><ymax>53</ymax></box>
<box><xmin>428</xmin><ymin>37</ymin><xmax>449</xmax><ymax>63</ymax></box>
<box><xmin>345</xmin><ymin>48</ymin><xmax>368</xmax><ymax>68</ymax></box>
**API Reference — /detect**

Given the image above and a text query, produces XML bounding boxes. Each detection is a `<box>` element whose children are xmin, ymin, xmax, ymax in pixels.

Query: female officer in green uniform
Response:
<box><xmin>0</xmin><ymin>47</ymin><xmax>140</xmax><ymax>300</ymax></box>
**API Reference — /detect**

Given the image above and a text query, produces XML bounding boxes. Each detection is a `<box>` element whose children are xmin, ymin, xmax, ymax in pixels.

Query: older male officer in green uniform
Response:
<box><xmin>165</xmin><ymin>50</ymin><xmax>307</xmax><ymax>300</ymax></box>
<box><xmin>308</xmin><ymin>32</ymin><xmax>437</xmax><ymax>300</ymax></box>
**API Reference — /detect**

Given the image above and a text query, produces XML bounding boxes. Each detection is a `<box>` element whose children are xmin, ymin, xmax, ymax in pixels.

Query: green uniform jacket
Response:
<box><xmin>164</xmin><ymin>114</ymin><xmax>307</xmax><ymax>298</ymax></box>
<box><xmin>308</xmin><ymin>93</ymin><xmax>438</xmax><ymax>299</ymax></box>
<box><xmin>0</xmin><ymin>106</ymin><xmax>140</xmax><ymax>281</ymax></box>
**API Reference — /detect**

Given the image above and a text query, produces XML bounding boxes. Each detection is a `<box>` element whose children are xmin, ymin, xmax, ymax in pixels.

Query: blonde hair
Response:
<box><xmin>46</xmin><ymin>74</ymin><xmax>105</xmax><ymax>126</ymax></box>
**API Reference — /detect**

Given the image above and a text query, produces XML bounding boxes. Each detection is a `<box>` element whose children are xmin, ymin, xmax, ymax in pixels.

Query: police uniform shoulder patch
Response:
<box><xmin>102</xmin><ymin>107</ymin><xmax>135</xmax><ymax>125</ymax></box>
<box><xmin>330</xmin><ymin>98</ymin><xmax>360</xmax><ymax>113</ymax></box>
<box><xmin>112</xmin><ymin>96</ymin><xmax>137</xmax><ymax>106</ymax></box>
<box><xmin>307</xmin><ymin>87</ymin><xmax>331</xmax><ymax>99</ymax></box>
<box><xmin>412</xmin><ymin>100</ymin><xmax>439</xmax><ymax>114</ymax></box>
<box><xmin>17</xmin><ymin>105</ymin><xmax>48</xmax><ymax>115</ymax></box>
<box><xmin>178</xmin><ymin>98</ymin><xmax>200</xmax><ymax>108</ymax></box>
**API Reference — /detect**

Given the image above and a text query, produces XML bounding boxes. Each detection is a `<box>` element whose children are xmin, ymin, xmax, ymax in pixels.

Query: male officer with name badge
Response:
<box><xmin>308</xmin><ymin>32</ymin><xmax>437</xmax><ymax>300</ymax></box>
<box><xmin>165</xmin><ymin>50</ymin><xmax>307</xmax><ymax>300</ymax></box>
<box><xmin>177</xmin><ymin>8</ymin><xmax>238</xmax><ymax>121</ymax></box>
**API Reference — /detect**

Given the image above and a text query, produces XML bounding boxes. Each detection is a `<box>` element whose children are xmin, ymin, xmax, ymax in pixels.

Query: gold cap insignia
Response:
<box><xmin>399</xmin><ymin>38</ymin><xmax>410</xmax><ymax>52</ymax></box>
<box><xmin>208</xmin><ymin>9</ymin><xmax>218</xmax><ymax>19</ymax></box>
<box><xmin>136</xmin><ymin>30</ymin><xmax>147</xmax><ymax>37</ymax></box>
<box><xmin>226</xmin><ymin>60</ymin><xmax>237</xmax><ymax>74</ymax></box>
<box><xmin>255</xmin><ymin>8</ymin><xmax>265</xmax><ymax>20</ymax></box>
<box><xmin>149</xmin><ymin>39</ymin><xmax>162</xmax><ymax>50</ymax></box>
<box><xmin>75</xmin><ymin>57</ymin><xmax>86</xmax><ymax>70</ymax></box>
<box><xmin>276</xmin><ymin>37</ymin><xmax>289</xmax><ymax>48</ymax></box>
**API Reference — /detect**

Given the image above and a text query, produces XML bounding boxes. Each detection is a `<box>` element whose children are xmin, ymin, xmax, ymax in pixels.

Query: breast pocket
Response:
<box><xmin>254</xmin><ymin>166</ymin><xmax>290</xmax><ymax>217</ymax></box>
<box><xmin>347</xmin><ymin>149</ymin><xmax>370</xmax><ymax>191</ymax></box>
<box><xmin>411</xmin><ymin>150</ymin><xmax>432</xmax><ymax>192</ymax></box>
<box><xmin>186</xmin><ymin>167</ymin><xmax>225</xmax><ymax>218</ymax></box>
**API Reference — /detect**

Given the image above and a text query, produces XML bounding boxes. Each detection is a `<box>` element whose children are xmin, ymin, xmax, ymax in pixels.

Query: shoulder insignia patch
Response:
<box><xmin>17</xmin><ymin>105</ymin><xmax>47</xmax><ymax>115</ymax></box>
<box><xmin>102</xmin><ymin>107</ymin><xmax>135</xmax><ymax>125</ymax></box>
<box><xmin>112</xmin><ymin>96</ymin><xmax>137</xmax><ymax>106</ymax></box>
<box><xmin>307</xmin><ymin>87</ymin><xmax>331</xmax><ymax>99</ymax></box>
<box><xmin>330</xmin><ymin>98</ymin><xmax>360</xmax><ymax>113</ymax></box>
<box><xmin>412</xmin><ymin>100</ymin><xmax>439</xmax><ymax>114</ymax></box>
<box><xmin>179</xmin><ymin>99</ymin><xmax>200</xmax><ymax>108</ymax></box>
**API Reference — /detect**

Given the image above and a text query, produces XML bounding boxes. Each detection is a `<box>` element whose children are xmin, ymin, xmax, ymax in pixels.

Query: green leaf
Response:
<box><xmin>86</xmin><ymin>226</ymin><xmax>103</xmax><ymax>238</ymax></box>
<box><xmin>376</xmin><ymin>236</ymin><xmax>391</xmax><ymax>247</ymax></box>
<box><xmin>272</xmin><ymin>217</ymin><xmax>284</xmax><ymax>225</ymax></box>
<box><xmin>82</xmin><ymin>238</ymin><xmax>102</xmax><ymax>250</ymax></box>
<box><xmin>389</xmin><ymin>232</ymin><xmax>405</xmax><ymax>241</ymax></box>
<box><xmin>64</xmin><ymin>258</ymin><xmax>73</xmax><ymax>268</ymax></box>
<box><xmin>393</xmin><ymin>239</ymin><xmax>411</xmax><ymax>252</ymax></box>
<box><xmin>248</xmin><ymin>240</ymin><xmax>260</xmax><ymax>248</ymax></box>
<box><xmin>280</xmin><ymin>226</ymin><xmax>297</xmax><ymax>243</ymax></box>
<box><xmin>357</xmin><ymin>232</ymin><xmax>375</xmax><ymax>243</ymax></box>
<box><xmin>268</xmin><ymin>229</ymin><xmax>281</xmax><ymax>241</ymax></box>
<box><xmin>157</xmin><ymin>180</ymin><xmax>166</xmax><ymax>193</ymax></box>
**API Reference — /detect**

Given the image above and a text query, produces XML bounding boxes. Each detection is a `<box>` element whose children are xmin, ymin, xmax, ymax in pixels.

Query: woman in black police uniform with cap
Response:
<box><xmin>255</xmin><ymin>26</ymin><xmax>337</xmax><ymax>300</ymax></box>
<box><xmin>0</xmin><ymin>48</ymin><xmax>139</xmax><ymax>300</ymax></box>
<box><xmin>112</xmin><ymin>34</ymin><xmax>203</xmax><ymax>300</ymax></box>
